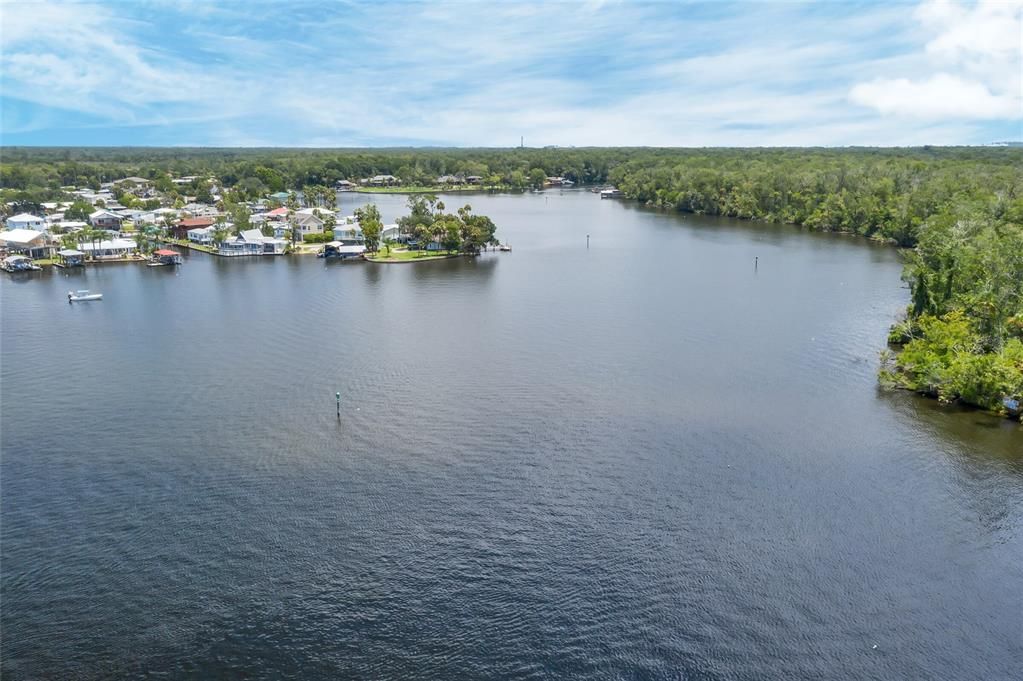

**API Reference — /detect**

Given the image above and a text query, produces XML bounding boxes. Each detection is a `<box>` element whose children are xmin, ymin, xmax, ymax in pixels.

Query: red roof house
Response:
<box><xmin>173</xmin><ymin>217</ymin><xmax>215</xmax><ymax>238</ymax></box>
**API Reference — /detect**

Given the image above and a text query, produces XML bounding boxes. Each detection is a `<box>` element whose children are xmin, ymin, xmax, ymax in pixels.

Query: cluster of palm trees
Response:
<box><xmin>58</xmin><ymin>222</ymin><xmax>164</xmax><ymax>260</ymax></box>
<box><xmin>298</xmin><ymin>185</ymin><xmax>338</xmax><ymax>211</ymax></box>
<box><xmin>60</xmin><ymin>227</ymin><xmax>109</xmax><ymax>259</ymax></box>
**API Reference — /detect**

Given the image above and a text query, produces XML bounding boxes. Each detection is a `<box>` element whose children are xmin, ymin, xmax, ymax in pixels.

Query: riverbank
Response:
<box><xmin>356</xmin><ymin>185</ymin><xmax>505</xmax><ymax>194</ymax></box>
<box><xmin>622</xmin><ymin>194</ymin><xmax>1021</xmax><ymax>421</ymax></box>
<box><xmin>365</xmin><ymin>248</ymin><xmax>463</xmax><ymax>263</ymax></box>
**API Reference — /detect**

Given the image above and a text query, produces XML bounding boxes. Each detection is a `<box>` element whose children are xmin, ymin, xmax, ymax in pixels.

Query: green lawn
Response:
<box><xmin>163</xmin><ymin>237</ymin><xmax>216</xmax><ymax>254</ymax></box>
<box><xmin>365</xmin><ymin>249</ymin><xmax>462</xmax><ymax>262</ymax></box>
<box><xmin>31</xmin><ymin>258</ymin><xmax>56</xmax><ymax>266</ymax></box>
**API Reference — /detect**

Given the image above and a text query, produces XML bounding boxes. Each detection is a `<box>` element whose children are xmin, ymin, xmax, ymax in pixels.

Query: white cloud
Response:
<box><xmin>850</xmin><ymin>73</ymin><xmax>1019</xmax><ymax>119</ymax></box>
<box><xmin>0</xmin><ymin>0</ymin><xmax>1019</xmax><ymax>145</ymax></box>
<box><xmin>849</xmin><ymin>0</ymin><xmax>1021</xmax><ymax>122</ymax></box>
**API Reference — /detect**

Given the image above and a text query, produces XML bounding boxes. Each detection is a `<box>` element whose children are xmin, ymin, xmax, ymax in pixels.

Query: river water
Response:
<box><xmin>2</xmin><ymin>190</ymin><xmax>1020</xmax><ymax>679</ymax></box>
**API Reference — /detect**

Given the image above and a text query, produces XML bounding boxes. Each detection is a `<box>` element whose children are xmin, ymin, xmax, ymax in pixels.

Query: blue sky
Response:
<box><xmin>1</xmin><ymin>0</ymin><xmax>1020</xmax><ymax>146</ymax></box>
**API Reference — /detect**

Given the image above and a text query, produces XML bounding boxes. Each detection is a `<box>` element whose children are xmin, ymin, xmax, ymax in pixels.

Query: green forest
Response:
<box><xmin>2</xmin><ymin>146</ymin><xmax>1021</xmax><ymax>415</ymax></box>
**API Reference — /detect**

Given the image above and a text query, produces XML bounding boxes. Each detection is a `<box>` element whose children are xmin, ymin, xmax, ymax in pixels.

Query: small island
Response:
<box><xmin>361</xmin><ymin>195</ymin><xmax>499</xmax><ymax>263</ymax></box>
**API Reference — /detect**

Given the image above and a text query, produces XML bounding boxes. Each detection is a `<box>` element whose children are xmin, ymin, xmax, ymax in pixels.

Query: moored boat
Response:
<box><xmin>2</xmin><ymin>255</ymin><xmax>42</xmax><ymax>272</ymax></box>
<box><xmin>68</xmin><ymin>289</ymin><xmax>102</xmax><ymax>302</ymax></box>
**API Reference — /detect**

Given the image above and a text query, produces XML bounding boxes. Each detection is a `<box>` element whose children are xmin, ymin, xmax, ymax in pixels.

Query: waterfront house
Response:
<box><xmin>332</xmin><ymin>224</ymin><xmax>365</xmax><ymax>245</ymax></box>
<box><xmin>5</xmin><ymin>213</ymin><xmax>46</xmax><ymax>230</ymax></box>
<box><xmin>78</xmin><ymin>238</ymin><xmax>138</xmax><ymax>260</ymax></box>
<box><xmin>268</xmin><ymin>191</ymin><xmax>291</xmax><ymax>203</ymax></box>
<box><xmin>336</xmin><ymin>180</ymin><xmax>357</xmax><ymax>190</ymax></box>
<box><xmin>362</xmin><ymin>175</ymin><xmax>398</xmax><ymax>186</ymax></box>
<box><xmin>0</xmin><ymin>229</ymin><xmax>52</xmax><ymax>258</ymax></box>
<box><xmin>218</xmin><ymin>229</ymin><xmax>287</xmax><ymax>256</ymax></box>
<box><xmin>437</xmin><ymin>174</ymin><xmax>465</xmax><ymax>185</ymax></box>
<box><xmin>380</xmin><ymin>224</ymin><xmax>403</xmax><ymax>242</ymax></box>
<box><xmin>293</xmin><ymin>208</ymin><xmax>331</xmax><ymax>240</ymax></box>
<box><xmin>89</xmin><ymin>209</ymin><xmax>122</xmax><ymax>229</ymax></box>
<box><xmin>174</xmin><ymin>217</ymin><xmax>215</xmax><ymax>239</ymax></box>
<box><xmin>187</xmin><ymin>225</ymin><xmax>216</xmax><ymax>245</ymax></box>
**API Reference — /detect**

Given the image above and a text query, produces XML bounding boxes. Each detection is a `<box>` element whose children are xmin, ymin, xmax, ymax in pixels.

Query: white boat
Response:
<box><xmin>498</xmin><ymin>244</ymin><xmax>512</xmax><ymax>252</ymax></box>
<box><xmin>68</xmin><ymin>289</ymin><xmax>102</xmax><ymax>302</ymax></box>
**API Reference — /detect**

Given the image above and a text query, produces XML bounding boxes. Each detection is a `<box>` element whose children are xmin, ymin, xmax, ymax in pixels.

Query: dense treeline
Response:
<box><xmin>608</xmin><ymin>148</ymin><xmax>1022</xmax><ymax>246</ymax></box>
<box><xmin>880</xmin><ymin>200</ymin><xmax>1023</xmax><ymax>414</ymax></box>
<box><xmin>2</xmin><ymin>146</ymin><xmax>1021</xmax><ymax>415</ymax></box>
<box><xmin>0</xmin><ymin>146</ymin><xmax>636</xmax><ymax>201</ymax></box>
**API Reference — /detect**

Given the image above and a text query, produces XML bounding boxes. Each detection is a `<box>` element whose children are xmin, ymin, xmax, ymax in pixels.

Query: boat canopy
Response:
<box><xmin>153</xmin><ymin>249</ymin><xmax>180</xmax><ymax>257</ymax></box>
<box><xmin>3</xmin><ymin>255</ymin><xmax>31</xmax><ymax>264</ymax></box>
<box><xmin>57</xmin><ymin>249</ymin><xmax>85</xmax><ymax>257</ymax></box>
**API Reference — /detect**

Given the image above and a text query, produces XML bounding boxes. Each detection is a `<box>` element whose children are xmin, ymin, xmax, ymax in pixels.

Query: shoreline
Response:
<box><xmin>365</xmin><ymin>252</ymin><xmax>464</xmax><ymax>263</ymax></box>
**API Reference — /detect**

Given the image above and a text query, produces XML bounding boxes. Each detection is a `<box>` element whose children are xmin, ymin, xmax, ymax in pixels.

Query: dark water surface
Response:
<box><xmin>2</xmin><ymin>191</ymin><xmax>1021</xmax><ymax>679</ymax></box>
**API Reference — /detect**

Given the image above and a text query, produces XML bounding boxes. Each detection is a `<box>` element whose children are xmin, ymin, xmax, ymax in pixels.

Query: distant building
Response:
<box><xmin>5</xmin><ymin>213</ymin><xmax>46</xmax><ymax>230</ymax></box>
<box><xmin>361</xmin><ymin>175</ymin><xmax>399</xmax><ymax>186</ymax></box>
<box><xmin>88</xmin><ymin>209</ymin><xmax>122</xmax><ymax>229</ymax></box>
<box><xmin>181</xmin><ymin>203</ymin><xmax>218</xmax><ymax>219</ymax></box>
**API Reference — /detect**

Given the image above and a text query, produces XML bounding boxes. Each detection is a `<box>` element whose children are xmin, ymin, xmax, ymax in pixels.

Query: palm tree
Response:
<box><xmin>288</xmin><ymin>208</ymin><xmax>298</xmax><ymax>248</ymax></box>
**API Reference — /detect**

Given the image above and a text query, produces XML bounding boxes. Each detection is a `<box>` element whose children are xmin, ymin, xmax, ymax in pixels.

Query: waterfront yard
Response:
<box><xmin>365</xmin><ymin>248</ymin><xmax>462</xmax><ymax>262</ymax></box>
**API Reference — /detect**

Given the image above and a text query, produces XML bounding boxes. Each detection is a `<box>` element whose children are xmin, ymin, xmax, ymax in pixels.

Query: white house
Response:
<box><xmin>54</xmin><ymin>221</ymin><xmax>88</xmax><ymax>233</ymax></box>
<box><xmin>218</xmin><ymin>228</ymin><xmax>287</xmax><ymax>256</ymax></box>
<box><xmin>89</xmin><ymin>209</ymin><xmax>122</xmax><ymax>229</ymax></box>
<box><xmin>78</xmin><ymin>238</ymin><xmax>138</xmax><ymax>260</ymax></box>
<box><xmin>332</xmin><ymin>224</ymin><xmax>365</xmax><ymax>244</ymax></box>
<box><xmin>187</xmin><ymin>226</ymin><xmax>216</xmax><ymax>245</ymax></box>
<box><xmin>181</xmin><ymin>203</ymin><xmax>219</xmax><ymax>219</ymax></box>
<box><xmin>6</xmin><ymin>213</ymin><xmax>46</xmax><ymax>230</ymax></box>
<box><xmin>0</xmin><ymin>229</ymin><xmax>51</xmax><ymax>258</ymax></box>
<box><xmin>381</xmin><ymin>224</ymin><xmax>402</xmax><ymax>241</ymax></box>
